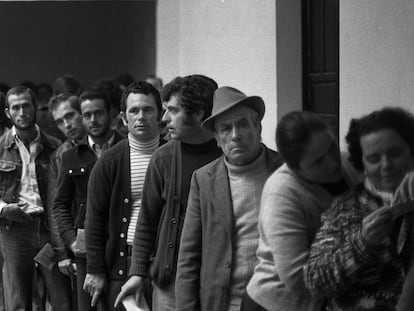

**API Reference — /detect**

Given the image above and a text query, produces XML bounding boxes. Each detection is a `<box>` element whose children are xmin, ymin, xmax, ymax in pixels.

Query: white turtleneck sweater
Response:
<box><xmin>224</xmin><ymin>147</ymin><xmax>268</xmax><ymax>310</ymax></box>
<box><xmin>127</xmin><ymin>133</ymin><xmax>159</xmax><ymax>244</ymax></box>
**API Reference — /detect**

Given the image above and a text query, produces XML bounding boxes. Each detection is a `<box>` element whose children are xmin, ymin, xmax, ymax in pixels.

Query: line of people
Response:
<box><xmin>0</xmin><ymin>73</ymin><xmax>414</xmax><ymax>311</ymax></box>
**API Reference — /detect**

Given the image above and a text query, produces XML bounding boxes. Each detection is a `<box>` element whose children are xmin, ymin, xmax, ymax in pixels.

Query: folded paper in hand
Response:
<box><xmin>34</xmin><ymin>243</ymin><xmax>56</xmax><ymax>271</ymax></box>
<box><xmin>122</xmin><ymin>295</ymin><xmax>149</xmax><ymax>311</ymax></box>
<box><xmin>74</xmin><ymin>228</ymin><xmax>86</xmax><ymax>257</ymax></box>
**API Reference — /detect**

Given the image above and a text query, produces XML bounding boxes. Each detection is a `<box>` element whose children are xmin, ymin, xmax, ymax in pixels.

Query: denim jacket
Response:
<box><xmin>0</xmin><ymin>128</ymin><xmax>60</xmax><ymax>227</ymax></box>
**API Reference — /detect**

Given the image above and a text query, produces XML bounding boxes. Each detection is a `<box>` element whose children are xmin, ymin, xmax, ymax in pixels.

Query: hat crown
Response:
<box><xmin>213</xmin><ymin>87</ymin><xmax>247</xmax><ymax>114</ymax></box>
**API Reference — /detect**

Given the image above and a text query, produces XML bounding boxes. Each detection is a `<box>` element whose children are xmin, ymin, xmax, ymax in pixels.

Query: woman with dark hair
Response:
<box><xmin>304</xmin><ymin>107</ymin><xmax>414</xmax><ymax>310</ymax></box>
<box><xmin>243</xmin><ymin>111</ymin><xmax>359</xmax><ymax>311</ymax></box>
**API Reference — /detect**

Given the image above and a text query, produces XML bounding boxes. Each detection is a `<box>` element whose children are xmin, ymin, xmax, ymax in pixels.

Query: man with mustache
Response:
<box><xmin>0</xmin><ymin>86</ymin><xmax>61</xmax><ymax>310</ymax></box>
<box><xmin>83</xmin><ymin>82</ymin><xmax>165</xmax><ymax>310</ymax></box>
<box><xmin>53</xmin><ymin>90</ymin><xmax>123</xmax><ymax>310</ymax></box>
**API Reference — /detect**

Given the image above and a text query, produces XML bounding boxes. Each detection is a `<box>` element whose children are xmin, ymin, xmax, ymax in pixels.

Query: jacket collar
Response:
<box><xmin>3</xmin><ymin>125</ymin><xmax>57</xmax><ymax>150</ymax></box>
<box><xmin>74</xmin><ymin>130</ymin><xmax>125</xmax><ymax>152</ymax></box>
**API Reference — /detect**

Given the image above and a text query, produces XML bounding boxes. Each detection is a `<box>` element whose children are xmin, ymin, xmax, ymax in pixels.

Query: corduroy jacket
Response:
<box><xmin>175</xmin><ymin>146</ymin><xmax>283</xmax><ymax>311</ymax></box>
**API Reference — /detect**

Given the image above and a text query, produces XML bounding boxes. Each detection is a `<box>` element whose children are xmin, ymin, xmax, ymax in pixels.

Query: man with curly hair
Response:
<box><xmin>115</xmin><ymin>75</ymin><xmax>222</xmax><ymax>310</ymax></box>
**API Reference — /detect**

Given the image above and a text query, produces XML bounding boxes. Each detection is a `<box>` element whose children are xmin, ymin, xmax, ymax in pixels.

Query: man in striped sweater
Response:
<box><xmin>83</xmin><ymin>81</ymin><xmax>164</xmax><ymax>310</ymax></box>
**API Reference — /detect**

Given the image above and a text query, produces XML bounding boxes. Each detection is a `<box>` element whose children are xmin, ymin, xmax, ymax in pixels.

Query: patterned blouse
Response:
<box><xmin>304</xmin><ymin>183</ymin><xmax>414</xmax><ymax>311</ymax></box>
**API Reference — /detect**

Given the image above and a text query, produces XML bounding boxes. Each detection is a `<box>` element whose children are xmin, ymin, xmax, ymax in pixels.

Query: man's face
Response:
<box><xmin>6</xmin><ymin>93</ymin><xmax>36</xmax><ymax>130</ymax></box>
<box><xmin>214</xmin><ymin>105</ymin><xmax>262</xmax><ymax>166</ymax></box>
<box><xmin>80</xmin><ymin>99</ymin><xmax>111</xmax><ymax>139</ymax></box>
<box><xmin>121</xmin><ymin>93</ymin><xmax>159</xmax><ymax>141</ymax></box>
<box><xmin>162</xmin><ymin>96</ymin><xmax>201</xmax><ymax>143</ymax></box>
<box><xmin>52</xmin><ymin>101</ymin><xmax>85</xmax><ymax>140</ymax></box>
<box><xmin>296</xmin><ymin>130</ymin><xmax>342</xmax><ymax>184</ymax></box>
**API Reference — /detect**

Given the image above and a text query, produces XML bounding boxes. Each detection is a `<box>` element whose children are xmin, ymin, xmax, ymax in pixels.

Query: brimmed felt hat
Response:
<box><xmin>202</xmin><ymin>86</ymin><xmax>265</xmax><ymax>132</ymax></box>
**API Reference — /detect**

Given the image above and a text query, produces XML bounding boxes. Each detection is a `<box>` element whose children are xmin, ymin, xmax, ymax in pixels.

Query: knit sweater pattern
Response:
<box><xmin>225</xmin><ymin>148</ymin><xmax>268</xmax><ymax>308</ymax></box>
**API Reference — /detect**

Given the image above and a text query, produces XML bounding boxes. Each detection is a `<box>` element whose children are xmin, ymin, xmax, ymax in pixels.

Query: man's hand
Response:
<box><xmin>83</xmin><ymin>273</ymin><xmax>107</xmax><ymax>307</ymax></box>
<box><xmin>361</xmin><ymin>206</ymin><xmax>394</xmax><ymax>247</ymax></box>
<box><xmin>57</xmin><ymin>258</ymin><xmax>76</xmax><ymax>276</ymax></box>
<box><xmin>114</xmin><ymin>275</ymin><xmax>144</xmax><ymax>308</ymax></box>
<box><xmin>0</xmin><ymin>203</ymin><xmax>31</xmax><ymax>223</ymax></box>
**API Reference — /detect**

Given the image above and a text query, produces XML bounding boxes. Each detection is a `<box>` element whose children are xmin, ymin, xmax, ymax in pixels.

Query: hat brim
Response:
<box><xmin>202</xmin><ymin>96</ymin><xmax>265</xmax><ymax>132</ymax></box>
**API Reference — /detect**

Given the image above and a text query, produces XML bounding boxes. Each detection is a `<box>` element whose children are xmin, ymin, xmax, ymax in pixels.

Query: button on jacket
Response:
<box><xmin>0</xmin><ymin>129</ymin><xmax>60</xmax><ymax>227</ymax></box>
<box><xmin>85</xmin><ymin>138</ymin><xmax>165</xmax><ymax>280</ymax></box>
<box><xmin>53</xmin><ymin>132</ymin><xmax>123</xmax><ymax>247</ymax></box>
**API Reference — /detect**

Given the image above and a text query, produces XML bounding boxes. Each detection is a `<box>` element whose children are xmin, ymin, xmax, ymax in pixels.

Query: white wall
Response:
<box><xmin>340</xmin><ymin>0</ymin><xmax>414</xmax><ymax>148</ymax></box>
<box><xmin>156</xmin><ymin>0</ymin><xmax>277</xmax><ymax>149</ymax></box>
<box><xmin>276</xmin><ymin>0</ymin><xmax>302</xmax><ymax>119</ymax></box>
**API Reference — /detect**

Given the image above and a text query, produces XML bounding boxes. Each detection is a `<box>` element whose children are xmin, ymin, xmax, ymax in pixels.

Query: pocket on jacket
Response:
<box><xmin>0</xmin><ymin>160</ymin><xmax>17</xmax><ymax>172</ymax></box>
<box><xmin>0</xmin><ymin>160</ymin><xmax>18</xmax><ymax>197</ymax></box>
<box><xmin>73</xmin><ymin>199</ymin><xmax>87</xmax><ymax>228</ymax></box>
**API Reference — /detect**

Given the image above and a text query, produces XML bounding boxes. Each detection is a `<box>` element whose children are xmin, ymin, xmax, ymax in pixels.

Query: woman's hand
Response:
<box><xmin>392</xmin><ymin>172</ymin><xmax>414</xmax><ymax>206</ymax></box>
<box><xmin>361</xmin><ymin>206</ymin><xmax>394</xmax><ymax>247</ymax></box>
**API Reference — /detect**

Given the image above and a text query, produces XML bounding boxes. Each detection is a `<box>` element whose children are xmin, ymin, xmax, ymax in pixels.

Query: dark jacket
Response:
<box><xmin>175</xmin><ymin>146</ymin><xmax>283</xmax><ymax>311</ymax></box>
<box><xmin>85</xmin><ymin>137</ymin><xmax>165</xmax><ymax>280</ymax></box>
<box><xmin>53</xmin><ymin>132</ymin><xmax>123</xmax><ymax>247</ymax></box>
<box><xmin>47</xmin><ymin>140</ymin><xmax>75</xmax><ymax>260</ymax></box>
<box><xmin>129</xmin><ymin>140</ymin><xmax>222</xmax><ymax>287</ymax></box>
<box><xmin>0</xmin><ymin>128</ymin><xmax>60</xmax><ymax>227</ymax></box>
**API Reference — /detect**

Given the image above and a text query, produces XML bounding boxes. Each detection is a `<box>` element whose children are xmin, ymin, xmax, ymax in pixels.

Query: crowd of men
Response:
<box><xmin>0</xmin><ymin>73</ymin><xmax>286</xmax><ymax>311</ymax></box>
<box><xmin>1</xmin><ymin>72</ymin><xmax>412</xmax><ymax>311</ymax></box>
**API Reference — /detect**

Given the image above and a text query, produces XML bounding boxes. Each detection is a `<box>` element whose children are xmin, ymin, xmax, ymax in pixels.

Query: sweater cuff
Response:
<box><xmin>351</xmin><ymin>230</ymin><xmax>381</xmax><ymax>264</ymax></box>
<box><xmin>128</xmin><ymin>264</ymin><xmax>149</xmax><ymax>277</ymax></box>
<box><xmin>61</xmin><ymin>229</ymin><xmax>77</xmax><ymax>250</ymax></box>
<box><xmin>54</xmin><ymin>247</ymin><xmax>71</xmax><ymax>261</ymax></box>
<box><xmin>86</xmin><ymin>263</ymin><xmax>107</xmax><ymax>274</ymax></box>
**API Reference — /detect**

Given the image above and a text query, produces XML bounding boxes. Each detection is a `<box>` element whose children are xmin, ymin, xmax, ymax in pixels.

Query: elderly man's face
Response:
<box><xmin>214</xmin><ymin>105</ymin><xmax>262</xmax><ymax>166</ymax></box>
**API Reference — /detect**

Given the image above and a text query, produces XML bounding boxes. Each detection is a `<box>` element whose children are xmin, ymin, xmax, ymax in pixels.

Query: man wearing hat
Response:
<box><xmin>175</xmin><ymin>86</ymin><xmax>283</xmax><ymax>311</ymax></box>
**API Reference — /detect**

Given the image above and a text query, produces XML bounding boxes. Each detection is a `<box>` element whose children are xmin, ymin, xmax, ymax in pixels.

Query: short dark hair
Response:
<box><xmin>145</xmin><ymin>74</ymin><xmax>163</xmax><ymax>89</ymax></box>
<box><xmin>120</xmin><ymin>81</ymin><xmax>162</xmax><ymax>117</ymax></box>
<box><xmin>346</xmin><ymin>107</ymin><xmax>414</xmax><ymax>172</ymax></box>
<box><xmin>0</xmin><ymin>91</ymin><xmax>8</xmax><ymax>124</ymax></box>
<box><xmin>79</xmin><ymin>90</ymin><xmax>111</xmax><ymax>113</ymax></box>
<box><xmin>37</xmin><ymin>83</ymin><xmax>53</xmax><ymax>96</ymax></box>
<box><xmin>116</xmin><ymin>73</ymin><xmax>134</xmax><ymax>89</ymax></box>
<box><xmin>5</xmin><ymin>85</ymin><xmax>37</xmax><ymax>109</ymax></box>
<box><xmin>49</xmin><ymin>93</ymin><xmax>81</xmax><ymax>114</ymax></box>
<box><xmin>91</xmin><ymin>78</ymin><xmax>122</xmax><ymax>112</ymax></box>
<box><xmin>161</xmin><ymin>75</ymin><xmax>218</xmax><ymax>121</ymax></box>
<box><xmin>53</xmin><ymin>75</ymin><xmax>82</xmax><ymax>96</ymax></box>
<box><xmin>276</xmin><ymin>111</ymin><xmax>329</xmax><ymax>169</ymax></box>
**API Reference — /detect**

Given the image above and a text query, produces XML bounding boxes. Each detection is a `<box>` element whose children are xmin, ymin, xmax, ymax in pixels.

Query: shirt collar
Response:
<box><xmin>11</xmin><ymin>125</ymin><xmax>41</xmax><ymax>145</ymax></box>
<box><xmin>88</xmin><ymin>132</ymin><xmax>115</xmax><ymax>150</ymax></box>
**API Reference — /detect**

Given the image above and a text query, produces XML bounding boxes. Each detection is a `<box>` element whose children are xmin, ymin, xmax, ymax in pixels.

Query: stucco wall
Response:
<box><xmin>340</xmin><ymin>0</ymin><xmax>414</xmax><ymax>147</ymax></box>
<box><xmin>156</xmin><ymin>0</ymin><xmax>277</xmax><ymax>149</ymax></box>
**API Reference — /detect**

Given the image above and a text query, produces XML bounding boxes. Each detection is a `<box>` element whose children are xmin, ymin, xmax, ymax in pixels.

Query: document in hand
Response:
<box><xmin>74</xmin><ymin>228</ymin><xmax>86</xmax><ymax>256</ymax></box>
<box><xmin>122</xmin><ymin>295</ymin><xmax>149</xmax><ymax>311</ymax></box>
